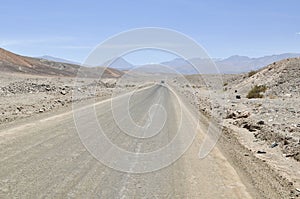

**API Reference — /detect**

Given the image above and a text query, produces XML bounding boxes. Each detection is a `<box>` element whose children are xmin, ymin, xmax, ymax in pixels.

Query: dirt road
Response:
<box><xmin>0</xmin><ymin>85</ymin><xmax>254</xmax><ymax>198</ymax></box>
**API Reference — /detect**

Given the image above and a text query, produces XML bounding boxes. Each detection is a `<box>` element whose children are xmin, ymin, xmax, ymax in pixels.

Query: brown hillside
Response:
<box><xmin>0</xmin><ymin>48</ymin><xmax>123</xmax><ymax>78</ymax></box>
<box><xmin>234</xmin><ymin>57</ymin><xmax>300</xmax><ymax>97</ymax></box>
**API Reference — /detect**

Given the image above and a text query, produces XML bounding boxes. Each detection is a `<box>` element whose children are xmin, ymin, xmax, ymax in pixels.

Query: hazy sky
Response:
<box><xmin>1</xmin><ymin>0</ymin><xmax>300</xmax><ymax>64</ymax></box>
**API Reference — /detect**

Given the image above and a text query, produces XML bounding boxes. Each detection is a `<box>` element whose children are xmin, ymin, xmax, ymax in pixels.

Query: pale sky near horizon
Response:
<box><xmin>1</xmin><ymin>0</ymin><xmax>300</xmax><ymax>65</ymax></box>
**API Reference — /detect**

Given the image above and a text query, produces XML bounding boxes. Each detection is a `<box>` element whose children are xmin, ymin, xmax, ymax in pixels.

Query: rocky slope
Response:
<box><xmin>170</xmin><ymin>58</ymin><xmax>300</xmax><ymax>196</ymax></box>
<box><xmin>191</xmin><ymin>58</ymin><xmax>300</xmax><ymax>163</ymax></box>
<box><xmin>232</xmin><ymin>57</ymin><xmax>300</xmax><ymax>98</ymax></box>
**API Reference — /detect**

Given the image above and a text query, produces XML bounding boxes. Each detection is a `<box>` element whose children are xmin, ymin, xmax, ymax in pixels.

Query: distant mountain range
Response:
<box><xmin>40</xmin><ymin>55</ymin><xmax>134</xmax><ymax>70</ymax></box>
<box><xmin>160</xmin><ymin>53</ymin><xmax>300</xmax><ymax>74</ymax></box>
<box><xmin>38</xmin><ymin>55</ymin><xmax>80</xmax><ymax>65</ymax></box>
<box><xmin>38</xmin><ymin>53</ymin><xmax>300</xmax><ymax>74</ymax></box>
<box><xmin>102</xmin><ymin>57</ymin><xmax>134</xmax><ymax>70</ymax></box>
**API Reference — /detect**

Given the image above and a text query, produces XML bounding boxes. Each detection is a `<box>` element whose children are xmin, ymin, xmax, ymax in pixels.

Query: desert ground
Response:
<box><xmin>0</xmin><ymin>49</ymin><xmax>300</xmax><ymax>198</ymax></box>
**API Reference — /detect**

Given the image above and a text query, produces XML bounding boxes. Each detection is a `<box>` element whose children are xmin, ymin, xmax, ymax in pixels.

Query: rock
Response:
<box><xmin>270</xmin><ymin>142</ymin><xmax>278</xmax><ymax>148</ymax></box>
<box><xmin>60</xmin><ymin>90</ymin><xmax>67</xmax><ymax>95</ymax></box>
<box><xmin>236</xmin><ymin>95</ymin><xmax>241</xmax><ymax>99</ymax></box>
<box><xmin>243</xmin><ymin>123</ymin><xmax>261</xmax><ymax>132</ymax></box>
<box><xmin>238</xmin><ymin>111</ymin><xmax>250</xmax><ymax>118</ymax></box>
<box><xmin>226</xmin><ymin>110</ymin><xmax>250</xmax><ymax>119</ymax></box>
<box><xmin>296</xmin><ymin>188</ymin><xmax>300</xmax><ymax>193</ymax></box>
<box><xmin>257</xmin><ymin>120</ymin><xmax>265</xmax><ymax>125</ymax></box>
<box><xmin>284</xmin><ymin>93</ymin><xmax>292</xmax><ymax>98</ymax></box>
<box><xmin>16</xmin><ymin>106</ymin><xmax>23</xmax><ymax>112</ymax></box>
<box><xmin>257</xmin><ymin>150</ymin><xmax>266</xmax><ymax>154</ymax></box>
<box><xmin>39</xmin><ymin>108</ymin><xmax>44</xmax><ymax>113</ymax></box>
<box><xmin>283</xmin><ymin>139</ymin><xmax>290</xmax><ymax>145</ymax></box>
<box><xmin>285</xmin><ymin>152</ymin><xmax>299</xmax><ymax>158</ymax></box>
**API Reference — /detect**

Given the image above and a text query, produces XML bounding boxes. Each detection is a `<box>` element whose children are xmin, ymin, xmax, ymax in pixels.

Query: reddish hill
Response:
<box><xmin>0</xmin><ymin>48</ymin><xmax>123</xmax><ymax>78</ymax></box>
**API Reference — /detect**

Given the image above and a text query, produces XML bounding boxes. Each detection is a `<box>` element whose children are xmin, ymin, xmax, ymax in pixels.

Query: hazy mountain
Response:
<box><xmin>218</xmin><ymin>53</ymin><xmax>300</xmax><ymax>73</ymax></box>
<box><xmin>132</xmin><ymin>64</ymin><xmax>179</xmax><ymax>74</ymax></box>
<box><xmin>40</xmin><ymin>55</ymin><xmax>134</xmax><ymax>71</ymax></box>
<box><xmin>39</xmin><ymin>55</ymin><xmax>80</xmax><ymax>65</ymax></box>
<box><xmin>160</xmin><ymin>53</ymin><xmax>300</xmax><ymax>74</ymax></box>
<box><xmin>102</xmin><ymin>57</ymin><xmax>134</xmax><ymax>70</ymax></box>
<box><xmin>36</xmin><ymin>52</ymin><xmax>300</xmax><ymax>74</ymax></box>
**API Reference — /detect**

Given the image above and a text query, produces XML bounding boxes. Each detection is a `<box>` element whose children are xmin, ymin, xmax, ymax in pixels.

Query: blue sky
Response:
<box><xmin>0</xmin><ymin>0</ymin><xmax>300</xmax><ymax>65</ymax></box>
